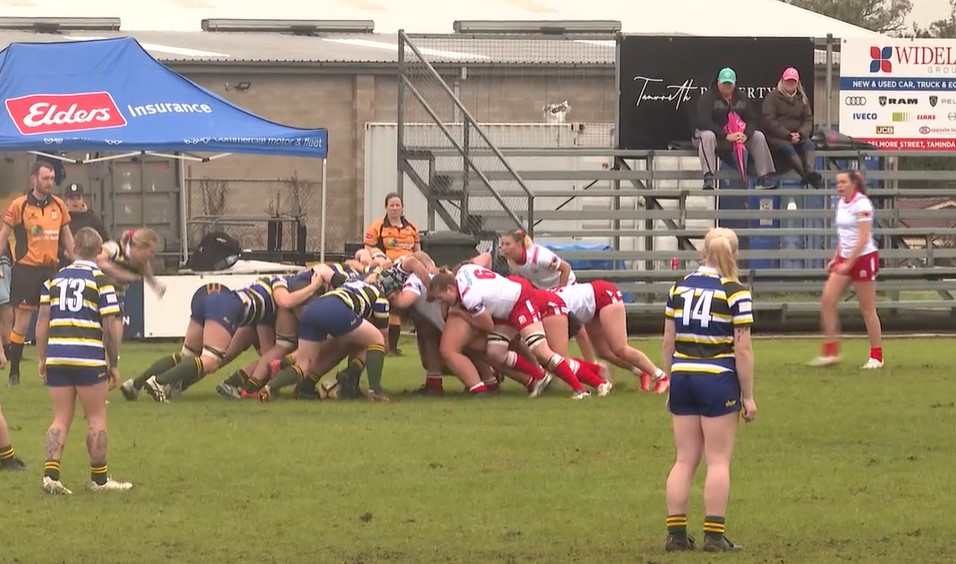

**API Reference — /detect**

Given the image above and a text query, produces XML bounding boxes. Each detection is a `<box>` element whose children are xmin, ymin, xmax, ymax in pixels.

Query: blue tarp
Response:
<box><xmin>0</xmin><ymin>37</ymin><xmax>327</xmax><ymax>158</ymax></box>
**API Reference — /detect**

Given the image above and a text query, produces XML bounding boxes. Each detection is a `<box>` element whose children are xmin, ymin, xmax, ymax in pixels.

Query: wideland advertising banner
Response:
<box><xmin>840</xmin><ymin>38</ymin><xmax>956</xmax><ymax>151</ymax></box>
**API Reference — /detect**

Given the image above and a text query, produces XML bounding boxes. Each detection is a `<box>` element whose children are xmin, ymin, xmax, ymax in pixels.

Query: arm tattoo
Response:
<box><xmin>734</xmin><ymin>327</ymin><xmax>750</xmax><ymax>341</ymax></box>
<box><xmin>45</xmin><ymin>429</ymin><xmax>63</xmax><ymax>460</ymax></box>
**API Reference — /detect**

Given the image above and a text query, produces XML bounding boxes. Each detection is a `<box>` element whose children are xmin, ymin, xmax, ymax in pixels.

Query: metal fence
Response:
<box><xmin>183</xmin><ymin>172</ymin><xmax>349</xmax><ymax>257</ymax></box>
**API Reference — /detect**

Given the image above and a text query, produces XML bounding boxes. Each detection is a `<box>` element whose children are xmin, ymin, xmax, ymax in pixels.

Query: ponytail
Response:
<box><xmin>124</xmin><ymin>227</ymin><xmax>160</xmax><ymax>250</ymax></box>
<box><xmin>503</xmin><ymin>228</ymin><xmax>533</xmax><ymax>249</ymax></box>
<box><xmin>846</xmin><ymin>170</ymin><xmax>867</xmax><ymax>195</ymax></box>
<box><xmin>703</xmin><ymin>228</ymin><xmax>740</xmax><ymax>281</ymax></box>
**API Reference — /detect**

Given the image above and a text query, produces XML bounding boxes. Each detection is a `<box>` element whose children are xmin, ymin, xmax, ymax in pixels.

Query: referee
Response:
<box><xmin>0</xmin><ymin>161</ymin><xmax>74</xmax><ymax>385</ymax></box>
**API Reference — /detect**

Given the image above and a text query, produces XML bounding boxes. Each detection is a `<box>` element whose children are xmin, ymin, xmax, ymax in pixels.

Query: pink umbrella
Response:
<box><xmin>724</xmin><ymin>111</ymin><xmax>749</xmax><ymax>187</ymax></box>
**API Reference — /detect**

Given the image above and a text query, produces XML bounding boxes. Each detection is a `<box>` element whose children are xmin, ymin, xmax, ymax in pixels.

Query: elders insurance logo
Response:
<box><xmin>870</xmin><ymin>46</ymin><xmax>893</xmax><ymax>73</ymax></box>
<box><xmin>4</xmin><ymin>92</ymin><xmax>127</xmax><ymax>135</ymax></box>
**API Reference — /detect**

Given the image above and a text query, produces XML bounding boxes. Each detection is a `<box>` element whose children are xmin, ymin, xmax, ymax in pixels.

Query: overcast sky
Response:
<box><xmin>907</xmin><ymin>0</ymin><xmax>953</xmax><ymax>27</ymax></box>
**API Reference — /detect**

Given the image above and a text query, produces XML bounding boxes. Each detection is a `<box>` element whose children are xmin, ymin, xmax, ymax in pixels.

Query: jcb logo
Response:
<box><xmin>876</xmin><ymin>126</ymin><xmax>895</xmax><ymax>135</ymax></box>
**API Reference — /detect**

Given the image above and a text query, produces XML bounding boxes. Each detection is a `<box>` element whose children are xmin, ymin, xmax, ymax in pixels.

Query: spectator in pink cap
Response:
<box><xmin>762</xmin><ymin>67</ymin><xmax>822</xmax><ymax>188</ymax></box>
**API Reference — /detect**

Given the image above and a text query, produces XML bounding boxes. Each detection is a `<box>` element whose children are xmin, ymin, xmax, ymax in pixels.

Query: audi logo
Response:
<box><xmin>845</xmin><ymin>96</ymin><xmax>868</xmax><ymax>106</ymax></box>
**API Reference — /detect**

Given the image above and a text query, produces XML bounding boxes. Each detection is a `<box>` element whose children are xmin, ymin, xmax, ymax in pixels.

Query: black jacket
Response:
<box><xmin>59</xmin><ymin>210</ymin><xmax>109</xmax><ymax>266</ymax></box>
<box><xmin>696</xmin><ymin>83</ymin><xmax>759</xmax><ymax>144</ymax></box>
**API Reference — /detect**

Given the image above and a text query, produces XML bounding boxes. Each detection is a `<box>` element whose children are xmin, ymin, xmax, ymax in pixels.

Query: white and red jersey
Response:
<box><xmin>556</xmin><ymin>283</ymin><xmax>598</xmax><ymax>324</ymax></box>
<box><xmin>835</xmin><ymin>191</ymin><xmax>877</xmax><ymax>259</ymax></box>
<box><xmin>556</xmin><ymin>280</ymin><xmax>623</xmax><ymax>324</ymax></box>
<box><xmin>455</xmin><ymin>264</ymin><xmax>522</xmax><ymax>319</ymax></box>
<box><xmin>509</xmin><ymin>244</ymin><xmax>575</xmax><ymax>290</ymax></box>
<box><xmin>402</xmin><ymin>273</ymin><xmax>444</xmax><ymax>330</ymax></box>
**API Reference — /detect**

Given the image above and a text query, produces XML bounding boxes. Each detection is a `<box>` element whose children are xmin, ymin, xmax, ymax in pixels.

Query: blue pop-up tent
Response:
<box><xmin>0</xmin><ymin>37</ymin><xmax>332</xmax><ymax>259</ymax></box>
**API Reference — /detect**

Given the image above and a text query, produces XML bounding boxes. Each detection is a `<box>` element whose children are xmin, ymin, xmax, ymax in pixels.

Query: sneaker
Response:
<box><xmin>258</xmin><ymin>385</ymin><xmax>273</xmax><ymax>403</ymax></box>
<box><xmin>703</xmin><ymin>176</ymin><xmax>715</xmax><ymax>190</ymax></box>
<box><xmin>702</xmin><ymin>535</ymin><xmax>741</xmax><ymax>552</ymax></box>
<box><xmin>318</xmin><ymin>379</ymin><xmax>340</xmax><ymax>400</ymax></box>
<box><xmin>860</xmin><ymin>358</ymin><xmax>884</xmax><ymax>370</ymax></box>
<box><xmin>119</xmin><ymin>379</ymin><xmax>139</xmax><ymax>401</ymax></box>
<box><xmin>7</xmin><ymin>373</ymin><xmax>19</xmax><ymax>387</ymax></box>
<box><xmin>43</xmin><ymin>476</ymin><xmax>73</xmax><ymax>495</ymax></box>
<box><xmin>665</xmin><ymin>535</ymin><xmax>696</xmax><ymax>552</ymax></box>
<box><xmin>806</xmin><ymin>170</ymin><xmax>823</xmax><ymax>189</ymax></box>
<box><xmin>215</xmin><ymin>382</ymin><xmax>241</xmax><ymax>400</ymax></box>
<box><xmin>808</xmin><ymin>355</ymin><xmax>840</xmax><ymax>367</ymax></box>
<box><xmin>571</xmin><ymin>389</ymin><xmax>591</xmax><ymax>400</ymax></box>
<box><xmin>89</xmin><ymin>477</ymin><xmax>133</xmax><ymax>492</ymax></box>
<box><xmin>144</xmin><ymin>376</ymin><xmax>169</xmax><ymax>403</ymax></box>
<box><xmin>0</xmin><ymin>457</ymin><xmax>26</xmax><ymax>471</ymax></box>
<box><xmin>596</xmin><ymin>381</ymin><xmax>614</xmax><ymax>397</ymax></box>
<box><xmin>653</xmin><ymin>374</ymin><xmax>671</xmax><ymax>394</ymax></box>
<box><xmin>528</xmin><ymin>373</ymin><xmax>554</xmax><ymax>398</ymax></box>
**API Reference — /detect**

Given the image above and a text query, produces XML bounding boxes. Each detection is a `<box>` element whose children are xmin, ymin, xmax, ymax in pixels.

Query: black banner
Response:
<box><xmin>617</xmin><ymin>36</ymin><xmax>816</xmax><ymax>150</ymax></box>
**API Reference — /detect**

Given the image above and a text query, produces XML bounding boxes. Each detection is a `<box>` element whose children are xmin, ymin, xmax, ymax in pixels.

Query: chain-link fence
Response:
<box><xmin>184</xmin><ymin>173</ymin><xmax>350</xmax><ymax>255</ymax></box>
<box><xmin>397</xmin><ymin>31</ymin><xmax>615</xmax><ymax>245</ymax></box>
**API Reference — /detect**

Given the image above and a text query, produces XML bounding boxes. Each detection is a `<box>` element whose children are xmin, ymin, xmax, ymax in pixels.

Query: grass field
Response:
<box><xmin>1</xmin><ymin>336</ymin><xmax>955</xmax><ymax>564</ymax></box>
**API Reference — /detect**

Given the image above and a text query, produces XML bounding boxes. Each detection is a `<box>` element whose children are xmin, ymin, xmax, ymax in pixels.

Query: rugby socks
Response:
<box><xmin>366</xmin><ymin>344</ymin><xmax>386</xmax><ymax>393</ymax></box>
<box><xmin>388</xmin><ymin>324</ymin><xmax>401</xmax><ymax>354</ymax></box>
<box><xmin>44</xmin><ymin>459</ymin><xmax>61</xmax><ymax>481</ymax></box>
<box><xmin>822</xmin><ymin>341</ymin><xmax>839</xmax><ymax>358</ymax></box>
<box><xmin>268</xmin><ymin>365</ymin><xmax>304</xmax><ymax>392</ymax></box>
<box><xmin>222</xmin><ymin>368</ymin><xmax>249</xmax><ymax>387</ymax></box>
<box><xmin>547</xmin><ymin>356</ymin><xmax>587</xmax><ymax>393</ymax></box>
<box><xmin>6</xmin><ymin>331</ymin><xmax>24</xmax><ymax>374</ymax></box>
<box><xmin>280</xmin><ymin>354</ymin><xmax>296</xmax><ymax>369</ymax></box>
<box><xmin>504</xmin><ymin>351</ymin><xmax>546</xmax><ymax>380</ymax></box>
<box><xmin>666</xmin><ymin>514</ymin><xmax>688</xmax><ymax>539</ymax></box>
<box><xmin>133</xmin><ymin>354</ymin><xmax>182</xmax><ymax>390</ymax></box>
<box><xmin>703</xmin><ymin>515</ymin><xmax>726</xmax><ymax>542</ymax></box>
<box><xmin>156</xmin><ymin>357</ymin><xmax>203</xmax><ymax>386</ymax></box>
<box><xmin>241</xmin><ymin>375</ymin><xmax>265</xmax><ymax>394</ymax></box>
<box><xmin>0</xmin><ymin>444</ymin><xmax>16</xmax><ymax>464</ymax></box>
<box><xmin>468</xmin><ymin>382</ymin><xmax>488</xmax><ymax>394</ymax></box>
<box><xmin>424</xmin><ymin>373</ymin><xmax>443</xmax><ymax>392</ymax></box>
<box><xmin>91</xmin><ymin>462</ymin><xmax>108</xmax><ymax>486</ymax></box>
<box><xmin>569</xmin><ymin>358</ymin><xmax>607</xmax><ymax>388</ymax></box>
<box><xmin>870</xmin><ymin>347</ymin><xmax>884</xmax><ymax>362</ymax></box>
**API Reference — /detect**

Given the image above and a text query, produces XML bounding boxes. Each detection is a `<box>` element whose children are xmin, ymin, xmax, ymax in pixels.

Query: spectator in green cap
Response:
<box><xmin>693</xmin><ymin>67</ymin><xmax>777</xmax><ymax>190</ymax></box>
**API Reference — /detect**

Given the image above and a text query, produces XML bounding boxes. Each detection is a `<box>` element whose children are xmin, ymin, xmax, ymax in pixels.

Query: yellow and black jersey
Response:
<box><xmin>326</xmin><ymin>280</ymin><xmax>390</xmax><ymax>329</ymax></box>
<box><xmin>39</xmin><ymin>260</ymin><xmax>120</xmax><ymax>368</ymax></box>
<box><xmin>664</xmin><ymin>265</ymin><xmax>753</xmax><ymax>374</ymax></box>
<box><xmin>101</xmin><ymin>237</ymin><xmax>143</xmax><ymax>294</ymax></box>
<box><xmin>235</xmin><ymin>276</ymin><xmax>288</xmax><ymax>327</ymax></box>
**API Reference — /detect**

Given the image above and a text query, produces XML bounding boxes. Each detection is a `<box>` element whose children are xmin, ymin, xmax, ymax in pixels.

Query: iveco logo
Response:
<box><xmin>845</xmin><ymin>96</ymin><xmax>867</xmax><ymax>106</ymax></box>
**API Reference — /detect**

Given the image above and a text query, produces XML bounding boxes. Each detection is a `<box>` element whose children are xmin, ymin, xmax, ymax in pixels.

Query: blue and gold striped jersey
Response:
<box><xmin>373</xmin><ymin>257</ymin><xmax>412</xmax><ymax>297</ymax></box>
<box><xmin>39</xmin><ymin>260</ymin><xmax>121</xmax><ymax>369</ymax></box>
<box><xmin>327</xmin><ymin>280</ymin><xmax>390</xmax><ymax>329</ymax></box>
<box><xmin>235</xmin><ymin>276</ymin><xmax>289</xmax><ymax>327</ymax></box>
<box><xmin>101</xmin><ymin>238</ymin><xmax>142</xmax><ymax>294</ymax></box>
<box><xmin>664</xmin><ymin>266</ymin><xmax>753</xmax><ymax>373</ymax></box>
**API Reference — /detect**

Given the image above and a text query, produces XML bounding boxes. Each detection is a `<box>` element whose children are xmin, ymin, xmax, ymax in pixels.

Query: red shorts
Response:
<box><xmin>532</xmin><ymin>289</ymin><xmax>568</xmax><ymax>319</ymax></box>
<box><xmin>833</xmin><ymin>251</ymin><xmax>879</xmax><ymax>282</ymax></box>
<box><xmin>590</xmin><ymin>280</ymin><xmax>623</xmax><ymax>314</ymax></box>
<box><xmin>493</xmin><ymin>278</ymin><xmax>540</xmax><ymax>330</ymax></box>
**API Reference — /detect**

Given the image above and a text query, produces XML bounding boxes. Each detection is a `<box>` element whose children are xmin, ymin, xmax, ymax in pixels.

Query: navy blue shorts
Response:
<box><xmin>298</xmin><ymin>296</ymin><xmax>361</xmax><ymax>342</ymax></box>
<box><xmin>46</xmin><ymin>366</ymin><xmax>107</xmax><ymax>388</ymax></box>
<box><xmin>190</xmin><ymin>289</ymin><xmax>244</xmax><ymax>335</ymax></box>
<box><xmin>668</xmin><ymin>371</ymin><xmax>741</xmax><ymax>418</ymax></box>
